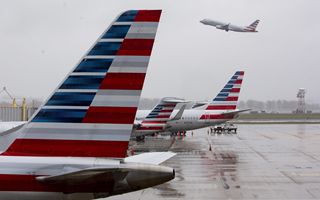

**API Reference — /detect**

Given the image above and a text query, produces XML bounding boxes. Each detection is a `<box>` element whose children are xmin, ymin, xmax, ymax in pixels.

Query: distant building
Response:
<box><xmin>296</xmin><ymin>88</ymin><xmax>306</xmax><ymax>113</ymax></box>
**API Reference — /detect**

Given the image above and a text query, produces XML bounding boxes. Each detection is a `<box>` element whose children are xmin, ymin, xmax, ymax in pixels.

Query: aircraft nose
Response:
<box><xmin>200</xmin><ymin>20</ymin><xmax>205</xmax><ymax>24</ymax></box>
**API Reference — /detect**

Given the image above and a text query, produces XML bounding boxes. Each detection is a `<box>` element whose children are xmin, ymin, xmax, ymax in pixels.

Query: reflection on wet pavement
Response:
<box><xmin>107</xmin><ymin>124</ymin><xmax>320</xmax><ymax>199</ymax></box>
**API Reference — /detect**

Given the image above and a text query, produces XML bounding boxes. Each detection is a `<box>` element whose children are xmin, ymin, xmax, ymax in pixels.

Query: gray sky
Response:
<box><xmin>0</xmin><ymin>0</ymin><xmax>319</xmax><ymax>103</ymax></box>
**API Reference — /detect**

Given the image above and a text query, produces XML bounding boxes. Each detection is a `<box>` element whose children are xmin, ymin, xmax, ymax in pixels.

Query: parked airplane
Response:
<box><xmin>135</xmin><ymin>71</ymin><xmax>248</xmax><ymax>135</ymax></box>
<box><xmin>167</xmin><ymin>71</ymin><xmax>247</xmax><ymax>132</ymax></box>
<box><xmin>0</xmin><ymin>10</ymin><xmax>176</xmax><ymax>200</ymax></box>
<box><xmin>200</xmin><ymin>19</ymin><xmax>260</xmax><ymax>32</ymax></box>
<box><xmin>133</xmin><ymin>97</ymin><xmax>188</xmax><ymax>139</ymax></box>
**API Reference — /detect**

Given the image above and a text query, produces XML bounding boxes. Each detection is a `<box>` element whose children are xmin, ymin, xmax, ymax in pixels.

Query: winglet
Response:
<box><xmin>171</xmin><ymin>104</ymin><xmax>187</xmax><ymax>120</ymax></box>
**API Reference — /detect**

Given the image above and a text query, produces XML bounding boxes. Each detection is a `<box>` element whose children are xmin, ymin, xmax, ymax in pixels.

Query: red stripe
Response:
<box><xmin>226</xmin><ymin>97</ymin><xmax>238</xmax><ymax>101</ymax></box>
<box><xmin>206</xmin><ymin>105</ymin><xmax>236</xmax><ymax>110</ymax></box>
<box><xmin>0</xmin><ymin>174</ymin><xmax>57</xmax><ymax>192</ymax></box>
<box><xmin>2</xmin><ymin>139</ymin><xmax>129</xmax><ymax>158</ymax></box>
<box><xmin>99</xmin><ymin>73</ymin><xmax>146</xmax><ymax>90</ymax></box>
<box><xmin>141</xmin><ymin>121</ymin><xmax>167</xmax><ymax>124</ymax></box>
<box><xmin>230</xmin><ymin>88</ymin><xmax>240</xmax><ymax>93</ymax></box>
<box><xmin>235</xmin><ymin>79</ymin><xmax>242</xmax><ymax>84</ymax></box>
<box><xmin>134</xmin><ymin>10</ymin><xmax>162</xmax><ymax>22</ymax></box>
<box><xmin>117</xmin><ymin>39</ymin><xmax>155</xmax><ymax>56</ymax></box>
<box><xmin>0</xmin><ymin>174</ymin><xmax>115</xmax><ymax>192</ymax></box>
<box><xmin>200</xmin><ymin>114</ymin><xmax>234</xmax><ymax>120</ymax></box>
<box><xmin>83</xmin><ymin>106</ymin><xmax>137</xmax><ymax>124</ymax></box>
<box><xmin>238</xmin><ymin>71</ymin><xmax>244</xmax><ymax>75</ymax></box>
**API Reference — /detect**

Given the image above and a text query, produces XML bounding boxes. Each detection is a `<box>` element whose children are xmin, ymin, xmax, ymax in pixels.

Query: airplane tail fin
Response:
<box><xmin>2</xmin><ymin>10</ymin><xmax>162</xmax><ymax>158</ymax></box>
<box><xmin>137</xmin><ymin>97</ymin><xmax>186</xmax><ymax>132</ymax></box>
<box><xmin>205</xmin><ymin>71</ymin><xmax>244</xmax><ymax>111</ymax></box>
<box><xmin>247</xmin><ymin>20</ymin><xmax>260</xmax><ymax>31</ymax></box>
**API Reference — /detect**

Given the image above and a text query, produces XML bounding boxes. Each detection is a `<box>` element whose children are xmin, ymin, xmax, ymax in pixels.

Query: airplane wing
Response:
<box><xmin>216</xmin><ymin>23</ymin><xmax>230</xmax><ymax>30</ymax></box>
<box><xmin>191</xmin><ymin>101</ymin><xmax>208</xmax><ymax>109</ymax></box>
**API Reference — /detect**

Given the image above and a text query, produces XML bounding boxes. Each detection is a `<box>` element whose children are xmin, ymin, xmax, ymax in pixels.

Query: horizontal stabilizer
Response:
<box><xmin>191</xmin><ymin>101</ymin><xmax>208</xmax><ymax>109</ymax></box>
<box><xmin>124</xmin><ymin>152</ymin><xmax>176</xmax><ymax>165</ymax></box>
<box><xmin>221</xmin><ymin>109</ymin><xmax>250</xmax><ymax>117</ymax></box>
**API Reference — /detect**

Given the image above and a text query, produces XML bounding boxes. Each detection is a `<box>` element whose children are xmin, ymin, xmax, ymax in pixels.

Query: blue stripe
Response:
<box><xmin>213</xmin><ymin>97</ymin><xmax>227</xmax><ymax>101</ymax></box>
<box><xmin>146</xmin><ymin>115</ymin><xmax>158</xmax><ymax>118</ymax></box>
<box><xmin>231</xmin><ymin>76</ymin><xmax>238</xmax><ymax>79</ymax></box>
<box><xmin>217</xmin><ymin>93</ymin><xmax>229</xmax><ymax>97</ymax></box>
<box><xmin>74</xmin><ymin>59</ymin><xmax>113</xmax><ymax>73</ymax></box>
<box><xmin>32</xmin><ymin>109</ymin><xmax>87</xmax><ymax>123</ymax></box>
<box><xmin>117</xmin><ymin>10</ymin><xmax>138</xmax><ymax>22</ymax></box>
<box><xmin>46</xmin><ymin>92</ymin><xmax>96</xmax><ymax>106</ymax></box>
<box><xmin>221</xmin><ymin>89</ymin><xmax>231</xmax><ymax>93</ymax></box>
<box><xmin>224</xmin><ymin>84</ymin><xmax>233</xmax><ymax>89</ymax></box>
<box><xmin>228</xmin><ymin>80</ymin><xmax>236</xmax><ymax>84</ymax></box>
<box><xmin>88</xmin><ymin>42</ymin><xmax>121</xmax><ymax>56</ymax></box>
<box><xmin>102</xmin><ymin>25</ymin><xmax>131</xmax><ymax>39</ymax></box>
<box><xmin>59</xmin><ymin>75</ymin><xmax>104</xmax><ymax>89</ymax></box>
<box><xmin>235</xmin><ymin>71</ymin><xmax>242</xmax><ymax>75</ymax></box>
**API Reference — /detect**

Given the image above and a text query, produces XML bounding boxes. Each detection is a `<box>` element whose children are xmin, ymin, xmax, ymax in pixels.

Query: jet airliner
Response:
<box><xmin>0</xmin><ymin>10</ymin><xmax>176</xmax><ymax>200</ymax></box>
<box><xmin>200</xmin><ymin>19</ymin><xmax>260</xmax><ymax>32</ymax></box>
<box><xmin>134</xmin><ymin>71</ymin><xmax>248</xmax><ymax>136</ymax></box>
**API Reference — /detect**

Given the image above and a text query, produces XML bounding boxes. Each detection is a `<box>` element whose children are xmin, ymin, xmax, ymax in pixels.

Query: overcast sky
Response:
<box><xmin>0</xmin><ymin>0</ymin><xmax>319</xmax><ymax>103</ymax></box>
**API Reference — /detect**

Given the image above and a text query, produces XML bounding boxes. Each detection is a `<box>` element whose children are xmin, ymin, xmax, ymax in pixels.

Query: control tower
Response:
<box><xmin>296</xmin><ymin>88</ymin><xmax>306</xmax><ymax>113</ymax></box>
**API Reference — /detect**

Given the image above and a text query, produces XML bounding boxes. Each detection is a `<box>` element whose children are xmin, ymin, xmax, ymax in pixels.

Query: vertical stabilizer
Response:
<box><xmin>246</xmin><ymin>20</ymin><xmax>260</xmax><ymax>31</ymax></box>
<box><xmin>3</xmin><ymin>10</ymin><xmax>162</xmax><ymax>158</ymax></box>
<box><xmin>206</xmin><ymin>71</ymin><xmax>244</xmax><ymax>111</ymax></box>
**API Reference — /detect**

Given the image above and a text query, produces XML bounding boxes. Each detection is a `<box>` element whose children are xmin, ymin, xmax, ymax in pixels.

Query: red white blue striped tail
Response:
<box><xmin>136</xmin><ymin>97</ymin><xmax>184</xmax><ymax>132</ymax></box>
<box><xmin>206</xmin><ymin>71</ymin><xmax>244</xmax><ymax>111</ymax></box>
<box><xmin>2</xmin><ymin>10</ymin><xmax>162</xmax><ymax>158</ymax></box>
<box><xmin>246</xmin><ymin>20</ymin><xmax>260</xmax><ymax>31</ymax></box>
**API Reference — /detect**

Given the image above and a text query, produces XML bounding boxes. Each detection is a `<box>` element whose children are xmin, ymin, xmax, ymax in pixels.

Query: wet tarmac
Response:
<box><xmin>107</xmin><ymin>124</ymin><xmax>320</xmax><ymax>199</ymax></box>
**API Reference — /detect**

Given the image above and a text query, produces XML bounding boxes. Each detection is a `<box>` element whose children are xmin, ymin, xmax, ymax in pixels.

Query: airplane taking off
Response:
<box><xmin>200</xmin><ymin>19</ymin><xmax>260</xmax><ymax>32</ymax></box>
<box><xmin>134</xmin><ymin>71</ymin><xmax>248</xmax><ymax>135</ymax></box>
<box><xmin>0</xmin><ymin>10</ymin><xmax>176</xmax><ymax>200</ymax></box>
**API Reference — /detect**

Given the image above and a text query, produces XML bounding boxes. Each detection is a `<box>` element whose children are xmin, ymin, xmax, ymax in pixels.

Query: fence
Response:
<box><xmin>0</xmin><ymin>107</ymin><xmax>38</xmax><ymax>122</ymax></box>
